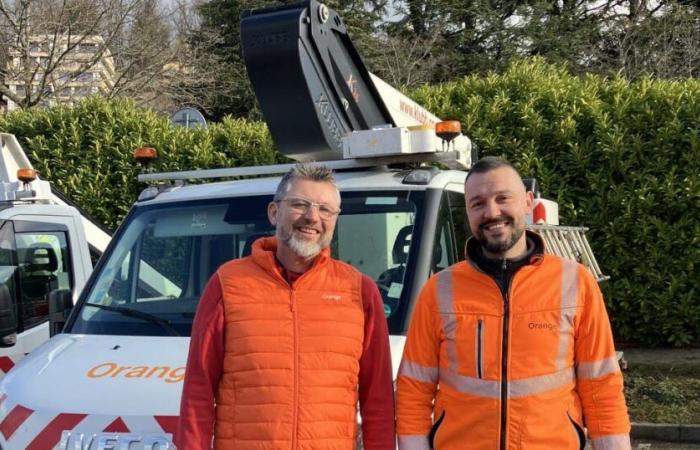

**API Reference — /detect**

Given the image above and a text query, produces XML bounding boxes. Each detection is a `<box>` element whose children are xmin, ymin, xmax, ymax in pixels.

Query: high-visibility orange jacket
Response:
<box><xmin>397</xmin><ymin>232</ymin><xmax>630</xmax><ymax>450</ymax></box>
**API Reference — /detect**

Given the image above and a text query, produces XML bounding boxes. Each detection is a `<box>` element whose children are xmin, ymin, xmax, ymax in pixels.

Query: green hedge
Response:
<box><xmin>411</xmin><ymin>59</ymin><xmax>700</xmax><ymax>347</ymax></box>
<box><xmin>0</xmin><ymin>97</ymin><xmax>278</xmax><ymax>231</ymax></box>
<box><xmin>1</xmin><ymin>60</ymin><xmax>698</xmax><ymax>346</ymax></box>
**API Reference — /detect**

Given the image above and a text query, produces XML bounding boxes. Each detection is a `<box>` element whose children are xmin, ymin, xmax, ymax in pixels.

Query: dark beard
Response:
<box><xmin>477</xmin><ymin>225</ymin><xmax>524</xmax><ymax>255</ymax></box>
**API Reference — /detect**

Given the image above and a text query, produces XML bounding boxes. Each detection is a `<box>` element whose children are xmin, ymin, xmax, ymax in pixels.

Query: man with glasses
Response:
<box><xmin>177</xmin><ymin>164</ymin><xmax>395</xmax><ymax>450</ymax></box>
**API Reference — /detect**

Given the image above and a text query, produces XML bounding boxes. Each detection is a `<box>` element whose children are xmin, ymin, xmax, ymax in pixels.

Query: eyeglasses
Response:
<box><xmin>277</xmin><ymin>197</ymin><xmax>341</xmax><ymax>220</ymax></box>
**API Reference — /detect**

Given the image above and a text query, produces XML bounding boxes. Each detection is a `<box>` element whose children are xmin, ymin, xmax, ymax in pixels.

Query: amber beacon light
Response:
<box><xmin>133</xmin><ymin>147</ymin><xmax>158</xmax><ymax>167</ymax></box>
<box><xmin>436</xmin><ymin>120</ymin><xmax>461</xmax><ymax>141</ymax></box>
<box><xmin>17</xmin><ymin>168</ymin><xmax>37</xmax><ymax>184</ymax></box>
<box><xmin>435</xmin><ymin>120</ymin><xmax>462</xmax><ymax>151</ymax></box>
<box><xmin>134</xmin><ymin>147</ymin><xmax>158</xmax><ymax>163</ymax></box>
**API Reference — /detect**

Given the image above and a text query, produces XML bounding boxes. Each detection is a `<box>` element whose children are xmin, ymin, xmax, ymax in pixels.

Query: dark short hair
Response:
<box><xmin>274</xmin><ymin>163</ymin><xmax>339</xmax><ymax>202</ymax></box>
<box><xmin>465</xmin><ymin>156</ymin><xmax>521</xmax><ymax>184</ymax></box>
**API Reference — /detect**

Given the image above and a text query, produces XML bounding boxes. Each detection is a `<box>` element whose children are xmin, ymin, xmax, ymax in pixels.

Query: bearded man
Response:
<box><xmin>177</xmin><ymin>164</ymin><xmax>395</xmax><ymax>450</ymax></box>
<box><xmin>396</xmin><ymin>157</ymin><xmax>631</xmax><ymax>450</ymax></box>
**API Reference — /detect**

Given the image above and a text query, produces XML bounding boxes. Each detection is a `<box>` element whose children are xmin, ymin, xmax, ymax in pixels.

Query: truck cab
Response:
<box><xmin>0</xmin><ymin>159</ymin><xmax>602</xmax><ymax>450</ymax></box>
<box><xmin>65</xmin><ymin>168</ymin><xmax>468</xmax><ymax>345</ymax></box>
<box><xmin>0</xmin><ymin>163</ymin><xmax>473</xmax><ymax>449</ymax></box>
<box><xmin>0</xmin><ymin>133</ymin><xmax>108</xmax><ymax>379</ymax></box>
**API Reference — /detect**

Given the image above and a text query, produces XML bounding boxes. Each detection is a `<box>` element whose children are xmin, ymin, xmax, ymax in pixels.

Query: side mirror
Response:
<box><xmin>0</xmin><ymin>283</ymin><xmax>18</xmax><ymax>347</ymax></box>
<box><xmin>49</xmin><ymin>289</ymin><xmax>73</xmax><ymax>336</ymax></box>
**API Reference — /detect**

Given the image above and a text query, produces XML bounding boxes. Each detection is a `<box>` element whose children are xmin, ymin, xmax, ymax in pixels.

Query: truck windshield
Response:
<box><xmin>71</xmin><ymin>191</ymin><xmax>424</xmax><ymax>336</ymax></box>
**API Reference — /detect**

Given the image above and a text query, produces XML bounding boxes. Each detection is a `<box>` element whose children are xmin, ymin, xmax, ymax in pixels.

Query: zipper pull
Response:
<box><xmin>290</xmin><ymin>290</ymin><xmax>295</xmax><ymax>312</ymax></box>
<box><xmin>501</xmin><ymin>257</ymin><xmax>507</xmax><ymax>271</ymax></box>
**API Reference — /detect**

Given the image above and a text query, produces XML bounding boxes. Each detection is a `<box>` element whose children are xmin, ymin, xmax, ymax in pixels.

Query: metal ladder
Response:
<box><xmin>527</xmin><ymin>225</ymin><xmax>609</xmax><ymax>282</ymax></box>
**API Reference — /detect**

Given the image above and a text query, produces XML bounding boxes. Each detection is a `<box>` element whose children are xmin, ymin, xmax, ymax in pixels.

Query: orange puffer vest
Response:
<box><xmin>214</xmin><ymin>237</ymin><xmax>365</xmax><ymax>450</ymax></box>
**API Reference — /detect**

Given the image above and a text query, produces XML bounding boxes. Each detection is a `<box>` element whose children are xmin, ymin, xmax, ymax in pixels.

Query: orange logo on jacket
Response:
<box><xmin>528</xmin><ymin>322</ymin><xmax>558</xmax><ymax>331</ymax></box>
<box><xmin>87</xmin><ymin>362</ymin><xmax>185</xmax><ymax>383</ymax></box>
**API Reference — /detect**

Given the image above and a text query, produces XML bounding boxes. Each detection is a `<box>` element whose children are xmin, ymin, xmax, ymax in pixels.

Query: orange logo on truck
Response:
<box><xmin>87</xmin><ymin>362</ymin><xmax>185</xmax><ymax>383</ymax></box>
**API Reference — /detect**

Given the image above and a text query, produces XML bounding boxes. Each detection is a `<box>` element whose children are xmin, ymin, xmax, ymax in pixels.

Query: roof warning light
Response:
<box><xmin>9</xmin><ymin>168</ymin><xmax>39</xmax><ymax>200</ymax></box>
<box><xmin>17</xmin><ymin>168</ymin><xmax>37</xmax><ymax>184</ymax></box>
<box><xmin>436</xmin><ymin>121</ymin><xmax>462</xmax><ymax>151</ymax></box>
<box><xmin>134</xmin><ymin>147</ymin><xmax>158</xmax><ymax>168</ymax></box>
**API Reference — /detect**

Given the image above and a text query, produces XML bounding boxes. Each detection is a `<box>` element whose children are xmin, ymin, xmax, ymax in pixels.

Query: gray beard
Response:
<box><xmin>277</xmin><ymin>228</ymin><xmax>328</xmax><ymax>259</ymax></box>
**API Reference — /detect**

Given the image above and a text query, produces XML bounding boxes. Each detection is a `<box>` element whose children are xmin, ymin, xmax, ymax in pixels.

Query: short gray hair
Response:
<box><xmin>273</xmin><ymin>163</ymin><xmax>339</xmax><ymax>202</ymax></box>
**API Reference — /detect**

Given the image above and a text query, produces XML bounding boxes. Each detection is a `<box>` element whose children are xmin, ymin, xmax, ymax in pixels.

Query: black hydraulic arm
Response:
<box><xmin>241</xmin><ymin>0</ymin><xmax>395</xmax><ymax>161</ymax></box>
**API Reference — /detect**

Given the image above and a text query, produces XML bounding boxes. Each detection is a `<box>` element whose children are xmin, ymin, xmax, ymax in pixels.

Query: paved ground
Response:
<box><xmin>631</xmin><ymin>441</ymin><xmax>700</xmax><ymax>449</ymax></box>
<box><xmin>621</xmin><ymin>346</ymin><xmax>700</xmax><ymax>446</ymax></box>
<box><xmin>585</xmin><ymin>440</ymin><xmax>700</xmax><ymax>449</ymax></box>
<box><xmin>621</xmin><ymin>347</ymin><xmax>700</xmax><ymax>371</ymax></box>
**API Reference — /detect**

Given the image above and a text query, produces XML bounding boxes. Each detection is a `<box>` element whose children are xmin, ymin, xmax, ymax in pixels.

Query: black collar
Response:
<box><xmin>466</xmin><ymin>230</ymin><xmax>545</xmax><ymax>278</ymax></box>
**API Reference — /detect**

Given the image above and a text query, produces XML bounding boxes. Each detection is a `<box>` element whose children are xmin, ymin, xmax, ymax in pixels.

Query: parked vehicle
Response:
<box><xmin>0</xmin><ymin>2</ymin><xmax>604</xmax><ymax>448</ymax></box>
<box><xmin>0</xmin><ymin>133</ymin><xmax>110</xmax><ymax>379</ymax></box>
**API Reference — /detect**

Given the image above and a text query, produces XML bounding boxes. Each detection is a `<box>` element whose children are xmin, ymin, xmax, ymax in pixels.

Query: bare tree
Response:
<box><xmin>0</xmin><ymin>0</ymin><xmax>185</xmax><ymax>111</ymax></box>
<box><xmin>385</xmin><ymin>0</ymin><xmax>700</xmax><ymax>81</ymax></box>
<box><xmin>615</xmin><ymin>2</ymin><xmax>700</xmax><ymax>78</ymax></box>
<box><xmin>368</xmin><ymin>23</ymin><xmax>451</xmax><ymax>88</ymax></box>
<box><xmin>152</xmin><ymin>0</ymin><xmax>230</xmax><ymax>115</ymax></box>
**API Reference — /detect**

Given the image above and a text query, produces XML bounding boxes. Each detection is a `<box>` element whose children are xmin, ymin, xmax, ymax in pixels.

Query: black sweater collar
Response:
<box><xmin>466</xmin><ymin>230</ymin><xmax>545</xmax><ymax>278</ymax></box>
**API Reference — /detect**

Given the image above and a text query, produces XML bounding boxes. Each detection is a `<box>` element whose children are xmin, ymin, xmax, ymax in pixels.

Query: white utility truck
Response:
<box><xmin>0</xmin><ymin>1</ymin><xmax>604</xmax><ymax>448</ymax></box>
<box><xmin>0</xmin><ymin>133</ymin><xmax>110</xmax><ymax>379</ymax></box>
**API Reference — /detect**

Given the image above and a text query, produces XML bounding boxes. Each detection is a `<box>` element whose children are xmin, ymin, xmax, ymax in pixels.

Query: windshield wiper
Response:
<box><xmin>84</xmin><ymin>302</ymin><xmax>181</xmax><ymax>337</ymax></box>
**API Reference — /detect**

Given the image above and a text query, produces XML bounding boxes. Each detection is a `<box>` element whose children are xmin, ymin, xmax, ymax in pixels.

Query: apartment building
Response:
<box><xmin>2</xmin><ymin>35</ymin><xmax>115</xmax><ymax>111</ymax></box>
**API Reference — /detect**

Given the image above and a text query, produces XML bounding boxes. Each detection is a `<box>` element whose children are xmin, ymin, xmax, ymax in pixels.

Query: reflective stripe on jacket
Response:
<box><xmin>397</xmin><ymin>234</ymin><xmax>630</xmax><ymax>450</ymax></box>
<box><xmin>215</xmin><ymin>237</ymin><xmax>365</xmax><ymax>450</ymax></box>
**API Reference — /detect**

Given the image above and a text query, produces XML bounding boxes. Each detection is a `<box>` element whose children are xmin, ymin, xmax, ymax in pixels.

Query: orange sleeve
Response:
<box><xmin>574</xmin><ymin>267</ymin><xmax>631</xmax><ymax>448</ymax></box>
<box><xmin>396</xmin><ymin>278</ymin><xmax>441</xmax><ymax>444</ymax></box>
<box><xmin>175</xmin><ymin>275</ymin><xmax>225</xmax><ymax>450</ymax></box>
<box><xmin>358</xmin><ymin>274</ymin><xmax>396</xmax><ymax>450</ymax></box>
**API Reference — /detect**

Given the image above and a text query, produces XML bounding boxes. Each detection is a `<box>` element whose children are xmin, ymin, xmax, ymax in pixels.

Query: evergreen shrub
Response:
<box><xmin>2</xmin><ymin>61</ymin><xmax>698</xmax><ymax>346</ymax></box>
<box><xmin>0</xmin><ymin>97</ymin><xmax>278</xmax><ymax>231</ymax></box>
<box><xmin>411</xmin><ymin>58</ymin><xmax>700</xmax><ymax>346</ymax></box>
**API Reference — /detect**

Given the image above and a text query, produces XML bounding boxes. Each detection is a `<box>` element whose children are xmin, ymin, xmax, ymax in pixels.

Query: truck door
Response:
<box><xmin>14</xmin><ymin>226</ymin><xmax>72</xmax><ymax>331</ymax></box>
<box><xmin>398</xmin><ymin>187</ymin><xmax>468</xmax><ymax>333</ymax></box>
<box><xmin>0</xmin><ymin>215</ymin><xmax>83</xmax><ymax>374</ymax></box>
<box><xmin>433</xmin><ymin>187</ymin><xmax>469</xmax><ymax>271</ymax></box>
